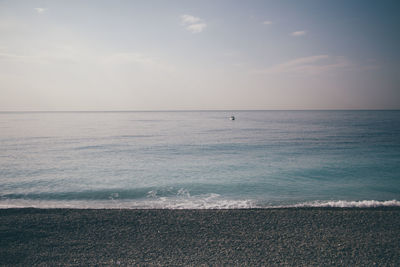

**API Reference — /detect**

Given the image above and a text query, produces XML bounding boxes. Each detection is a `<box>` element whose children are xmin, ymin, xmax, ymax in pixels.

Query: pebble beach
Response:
<box><xmin>1</xmin><ymin>207</ymin><xmax>399</xmax><ymax>266</ymax></box>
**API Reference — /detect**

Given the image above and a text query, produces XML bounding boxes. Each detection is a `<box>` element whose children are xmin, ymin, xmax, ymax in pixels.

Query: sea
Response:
<box><xmin>1</xmin><ymin>110</ymin><xmax>399</xmax><ymax>209</ymax></box>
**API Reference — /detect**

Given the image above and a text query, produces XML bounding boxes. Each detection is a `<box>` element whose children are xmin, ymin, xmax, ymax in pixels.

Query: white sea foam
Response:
<box><xmin>0</xmin><ymin>194</ymin><xmax>256</xmax><ymax>209</ymax></box>
<box><xmin>289</xmin><ymin>200</ymin><xmax>400</xmax><ymax>208</ymax></box>
<box><xmin>1</xmin><ymin>197</ymin><xmax>399</xmax><ymax>209</ymax></box>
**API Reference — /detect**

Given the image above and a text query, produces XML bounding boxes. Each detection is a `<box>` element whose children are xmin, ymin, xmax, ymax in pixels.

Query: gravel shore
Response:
<box><xmin>1</xmin><ymin>208</ymin><xmax>399</xmax><ymax>266</ymax></box>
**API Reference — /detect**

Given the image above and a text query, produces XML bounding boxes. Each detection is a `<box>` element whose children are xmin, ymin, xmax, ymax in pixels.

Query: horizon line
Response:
<box><xmin>0</xmin><ymin>108</ymin><xmax>399</xmax><ymax>113</ymax></box>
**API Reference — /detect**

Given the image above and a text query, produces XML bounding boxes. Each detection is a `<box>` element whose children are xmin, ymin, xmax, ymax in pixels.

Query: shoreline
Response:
<box><xmin>1</xmin><ymin>199</ymin><xmax>399</xmax><ymax>210</ymax></box>
<box><xmin>1</xmin><ymin>205</ymin><xmax>400</xmax><ymax>210</ymax></box>
<box><xmin>1</xmin><ymin>207</ymin><xmax>399</xmax><ymax>266</ymax></box>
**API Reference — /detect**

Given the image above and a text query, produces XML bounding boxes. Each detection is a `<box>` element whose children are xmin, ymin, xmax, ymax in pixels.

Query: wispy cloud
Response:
<box><xmin>180</xmin><ymin>14</ymin><xmax>207</xmax><ymax>33</ymax></box>
<box><xmin>104</xmin><ymin>52</ymin><xmax>176</xmax><ymax>72</ymax></box>
<box><xmin>0</xmin><ymin>43</ymin><xmax>176</xmax><ymax>73</ymax></box>
<box><xmin>291</xmin><ymin>30</ymin><xmax>306</xmax><ymax>36</ymax></box>
<box><xmin>181</xmin><ymin>15</ymin><xmax>201</xmax><ymax>24</ymax></box>
<box><xmin>0</xmin><ymin>45</ymin><xmax>88</xmax><ymax>64</ymax></box>
<box><xmin>263</xmin><ymin>21</ymin><xmax>273</xmax><ymax>25</ymax></box>
<box><xmin>254</xmin><ymin>55</ymin><xmax>353</xmax><ymax>75</ymax></box>
<box><xmin>0</xmin><ymin>52</ymin><xmax>30</xmax><ymax>61</ymax></box>
<box><xmin>34</xmin><ymin>8</ymin><xmax>47</xmax><ymax>14</ymax></box>
<box><xmin>186</xmin><ymin>23</ymin><xmax>207</xmax><ymax>33</ymax></box>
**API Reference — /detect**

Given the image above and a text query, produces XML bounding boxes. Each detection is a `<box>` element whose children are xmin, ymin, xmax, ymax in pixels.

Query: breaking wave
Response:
<box><xmin>1</xmin><ymin>198</ymin><xmax>399</xmax><ymax>209</ymax></box>
<box><xmin>288</xmin><ymin>200</ymin><xmax>400</xmax><ymax>208</ymax></box>
<box><xmin>0</xmin><ymin>193</ymin><xmax>256</xmax><ymax>209</ymax></box>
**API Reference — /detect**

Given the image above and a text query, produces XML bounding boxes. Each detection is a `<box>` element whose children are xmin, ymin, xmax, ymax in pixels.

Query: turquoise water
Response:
<box><xmin>1</xmin><ymin>111</ymin><xmax>399</xmax><ymax>208</ymax></box>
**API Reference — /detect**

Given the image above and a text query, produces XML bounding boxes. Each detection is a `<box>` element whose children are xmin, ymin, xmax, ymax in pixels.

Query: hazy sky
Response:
<box><xmin>0</xmin><ymin>0</ymin><xmax>399</xmax><ymax>110</ymax></box>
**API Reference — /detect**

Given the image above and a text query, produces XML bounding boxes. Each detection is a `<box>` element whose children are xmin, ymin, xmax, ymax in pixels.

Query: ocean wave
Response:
<box><xmin>1</xmin><ymin>198</ymin><xmax>399</xmax><ymax>209</ymax></box>
<box><xmin>289</xmin><ymin>200</ymin><xmax>400</xmax><ymax>208</ymax></box>
<box><xmin>0</xmin><ymin>193</ymin><xmax>256</xmax><ymax>209</ymax></box>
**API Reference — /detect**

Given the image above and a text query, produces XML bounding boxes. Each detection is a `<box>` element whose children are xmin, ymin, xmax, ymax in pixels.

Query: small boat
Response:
<box><xmin>230</xmin><ymin>115</ymin><xmax>235</xmax><ymax>120</ymax></box>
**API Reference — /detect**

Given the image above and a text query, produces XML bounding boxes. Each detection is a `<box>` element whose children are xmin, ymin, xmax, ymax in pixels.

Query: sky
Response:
<box><xmin>0</xmin><ymin>0</ymin><xmax>399</xmax><ymax>111</ymax></box>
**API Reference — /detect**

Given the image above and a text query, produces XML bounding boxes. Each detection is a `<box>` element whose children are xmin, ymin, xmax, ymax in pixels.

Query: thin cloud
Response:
<box><xmin>104</xmin><ymin>52</ymin><xmax>176</xmax><ymax>73</ymax></box>
<box><xmin>0</xmin><ymin>52</ymin><xmax>30</xmax><ymax>61</ymax></box>
<box><xmin>291</xmin><ymin>30</ymin><xmax>306</xmax><ymax>36</ymax></box>
<box><xmin>254</xmin><ymin>55</ymin><xmax>353</xmax><ymax>75</ymax></box>
<box><xmin>263</xmin><ymin>21</ymin><xmax>273</xmax><ymax>25</ymax></box>
<box><xmin>180</xmin><ymin>14</ymin><xmax>207</xmax><ymax>33</ymax></box>
<box><xmin>186</xmin><ymin>23</ymin><xmax>207</xmax><ymax>33</ymax></box>
<box><xmin>0</xmin><ymin>44</ymin><xmax>177</xmax><ymax>73</ymax></box>
<box><xmin>0</xmin><ymin>45</ymin><xmax>88</xmax><ymax>64</ymax></box>
<box><xmin>181</xmin><ymin>14</ymin><xmax>201</xmax><ymax>25</ymax></box>
<box><xmin>34</xmin><ymin>8</ymin><xmax>47</xmax><ymax>14</ymax></box>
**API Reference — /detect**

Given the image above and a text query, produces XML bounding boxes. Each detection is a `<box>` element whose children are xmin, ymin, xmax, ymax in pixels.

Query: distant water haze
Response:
<box><xmin>1</xmin><ymin>111</ymin><xmax>399</xmax><ymax>208</ymax></box>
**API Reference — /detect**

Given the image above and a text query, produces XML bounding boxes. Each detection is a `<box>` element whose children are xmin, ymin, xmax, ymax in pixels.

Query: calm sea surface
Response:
<box><xmin>0</xmin><ymin>111</ymin><xmax>399</xmax><ymax>208</ymax></box>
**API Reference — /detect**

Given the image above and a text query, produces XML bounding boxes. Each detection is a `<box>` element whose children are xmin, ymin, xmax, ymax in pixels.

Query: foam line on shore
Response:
<box><xmin>1</xmin><ymin>198</ymin><xmax>399</xmax><ymax>209</ymax></box>
<box><xmin>289</xmin><ymin>199</ymin><xmax>400</xmax><ymax>208</ymax></box>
